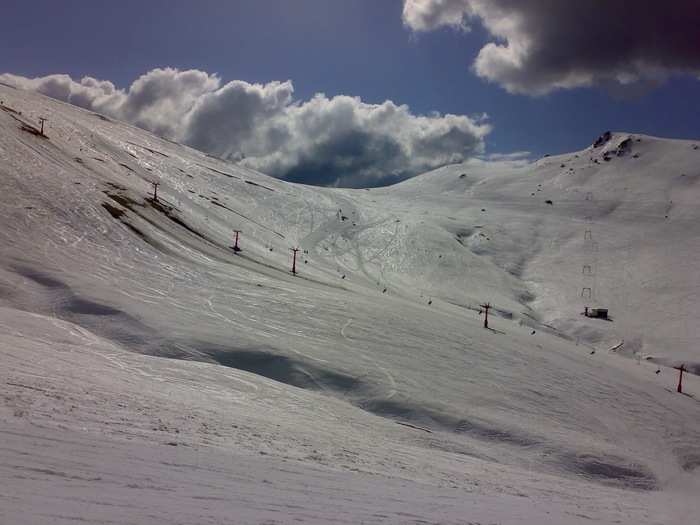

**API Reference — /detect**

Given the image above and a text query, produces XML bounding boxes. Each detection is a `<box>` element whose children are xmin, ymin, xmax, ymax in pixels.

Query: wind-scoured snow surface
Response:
<box><xmin>1</xmin><ymin>86</ymin><xmax>699</xmax><ymax>524</ymax></box>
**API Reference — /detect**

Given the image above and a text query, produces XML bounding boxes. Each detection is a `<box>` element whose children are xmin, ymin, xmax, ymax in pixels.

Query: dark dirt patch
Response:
<box><xmin>146</xmin><ymin>198</ymin><xmax>210</xmax><ymax>243</ymax></box>
<box><xmin>0</xmin><ymin>103</ymin><xmax>20</xmax><ymax>114</ymax></box>
<box><xmin>126</xmin><ymin>142</ymin><xmax>169</xmax><ymax>157</ymax></box>
<box><xmin>197</xmin><ymin>164</ymin><xmax>240</xmax><ymax>179</ymax></box>
<box><xmin>102</xmin><ymin>202</ymin><xmax>125</xmax><ymax>219</ymax></box>
<box><xmin>20</xmin><ymin>123</ymin><xmax>47</xmax><ymax>138</ymax></box>
<box><xmin>104</xmin><ymin>192</ymin><xmax>140</xmax><ymax>209</ymax></box>
<box><xmin>211</xmin><ymin>200</ymin><xmax>233</xmax><ymax>211</ymax></box>
<box><xmin>103</xmin><ymin>191</ymin><xmax>208</xmax><ymax>253</ymax></box>
<box><xmin>244</xmin><ymin>180</ymin><xmax>275</xmax><ymax>192</ymax></box>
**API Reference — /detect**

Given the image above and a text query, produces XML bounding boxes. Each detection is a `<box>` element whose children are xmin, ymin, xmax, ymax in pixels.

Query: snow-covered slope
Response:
<box><xmin>1</xmin><ymin>85</ymin><xmax>699</xmax><ymax>524</ymax></box>
<box><xmin>385</xmin><ymin>132</ymin><xmax>700</xmax><ymax>369</ymax></box>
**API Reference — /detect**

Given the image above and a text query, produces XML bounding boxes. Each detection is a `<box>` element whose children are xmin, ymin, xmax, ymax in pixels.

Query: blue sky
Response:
<box><xmin>2</xmin><ymin>0</ymin><xmax>700</xmax><ymax>185</ymax></box>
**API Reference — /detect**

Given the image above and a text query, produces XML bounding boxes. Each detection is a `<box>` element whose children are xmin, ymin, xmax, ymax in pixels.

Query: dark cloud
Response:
<box><xmin>403</xmin><ymin>0</ymin><xmax>700</xmax><ymax>95</ymax></box>
<box><xmin>183</xmin><ymin>79</ymin><xmax>294</xmax><ymax>159</ymax></box>
<box><xmin>282</xmin><ymin>130</ymin><xmax>405</xmax><ymax>187</ymax></box>
<box><xmin>0</xmin><ymin>69</ymin><xmax>489</xmax><ymax>187</ymax></box>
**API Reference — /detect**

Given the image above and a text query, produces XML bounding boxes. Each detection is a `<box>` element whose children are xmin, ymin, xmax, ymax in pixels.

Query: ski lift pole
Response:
<box><xmin>677</xmin><ymin>364</ymin><xmax>686</xmax><ymax>393</ymax></box>
<box><xmin>151</xmin><ymin>181</ymin><xmax>160</xmax><ymax>202</ymax></box>
<box><xmin>479</xmin><ymin>302</ymin><xmax>491</xmax><ymax>329</ymax></box>
<box><xmin>232</xmin><ymin>230</ymin><xmax>242</xmax><ymax>252</ymax></box>
<box><xmin>290</xmin><ymin>247</ymin><xmax>300</xmax><ymax>275</ymax></box>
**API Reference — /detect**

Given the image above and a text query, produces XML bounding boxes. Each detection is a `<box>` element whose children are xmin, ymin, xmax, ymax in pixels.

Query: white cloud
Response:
<box><xmin>402</xmin><ymin>0</ymin><xmax>473</xmax><ymax>32</ymax></box>
<box><xmin>403</xmin><ymin>0</ymin><xmax>700</xmax><ymax>95</ymax></box>
<box><xmin>244</xmin><ymin>94</ymin><xmax>491</xmax><ymax>186</ymax></box>
<box><xmin>482</xmin><ymin>151</ymin><xmax>531</xmax><ymax>162</ymax></box>
<box><xmin>1</xmin><ymin>68</ymin><xmax>490</xmax><ymax>187</ymax></box>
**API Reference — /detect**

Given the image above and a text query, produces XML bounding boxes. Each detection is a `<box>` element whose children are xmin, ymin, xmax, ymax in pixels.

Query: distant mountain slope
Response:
<box><xmin>385</xmin><ymin>131</ymin><xmax>700</xmax><ymax>370</ymax></box>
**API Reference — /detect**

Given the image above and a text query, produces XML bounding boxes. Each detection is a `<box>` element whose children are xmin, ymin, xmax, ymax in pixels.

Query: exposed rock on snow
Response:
<box><xmin>593</xmin><ymin>130</ymin><xmax>612</xmax><ymax>147</ymax></box>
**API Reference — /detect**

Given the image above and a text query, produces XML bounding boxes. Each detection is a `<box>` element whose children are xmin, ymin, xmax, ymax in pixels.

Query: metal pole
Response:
<box><xmin>233</xmin><ymin>230</ymin><xmax>241</xmax><ymax>251</ymax></box>
<box><xmin>677</xmin><ymin>365</ymin><xmax>685</xmax><ymax>393</ymax></box>
<box><xmin>480</xmin><ymin>302</ymin><xmax>491</xmax><ymax>329</ymax></box>
<box><xmin>291</xmin><ymin>248</ymin><xmax>299</xmax><ymax>274</ymax></box>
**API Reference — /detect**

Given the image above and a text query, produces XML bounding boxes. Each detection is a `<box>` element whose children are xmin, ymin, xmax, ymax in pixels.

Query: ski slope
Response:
<box><xmin>1</xmin><ymin>84</ymin><xmax>699</xmax><ymax>524</ymax></box>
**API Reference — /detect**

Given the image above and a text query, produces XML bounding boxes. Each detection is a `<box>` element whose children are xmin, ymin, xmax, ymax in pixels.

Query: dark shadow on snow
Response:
<box><xmin>9</xmin><ymin>266</ymin><xmax>660</xmax><ymax>491</ymax></box>
<box><xmin>205</xmin><ymin>348</ymin><xmax>363</xmax><ymax>395</ymax></box>
<box><xmin>12</xmin><ymin>266</ymin><xmax>174</xmax><ymax>356</ymax></box>
<box><xmin>557</xmin><ymin>453</ymin><xmax>657</xmax><ymax>490</ymax></box>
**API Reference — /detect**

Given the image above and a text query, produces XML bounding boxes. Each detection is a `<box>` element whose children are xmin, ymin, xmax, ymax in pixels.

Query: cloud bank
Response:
<box><xmin>403</xmin><ymin>0</ymin><xmax>700</xmax><ymax>95</ymax></box>
<box><xmin>0</xmin><ymin>68</ymin><xmax>490</xmax><ymax>187</ymax></box>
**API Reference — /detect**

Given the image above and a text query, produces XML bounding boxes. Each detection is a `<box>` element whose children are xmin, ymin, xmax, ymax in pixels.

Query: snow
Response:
<box><xmin>1</xmin><ymin>85</ymin><xmax>699</xmax><ymax>524</ymax></box>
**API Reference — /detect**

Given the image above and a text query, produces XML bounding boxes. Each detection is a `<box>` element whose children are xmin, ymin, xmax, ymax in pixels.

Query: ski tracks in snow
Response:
<box><xmin>341</xmin><ymin>319</ymin><xmax>397</xmax><ymax>399</ymax></box>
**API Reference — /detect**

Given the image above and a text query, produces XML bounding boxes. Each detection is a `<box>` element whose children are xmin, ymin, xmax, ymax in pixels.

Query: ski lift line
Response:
<box><xmin>209</xmin><ymin>200</ymin><xmax>284</xmax><ymax>238</ymax></box>
<box><xmin>583</xmin><ymin>244</ymin><xmax>599</xmax><ymax>255</ymax></box>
